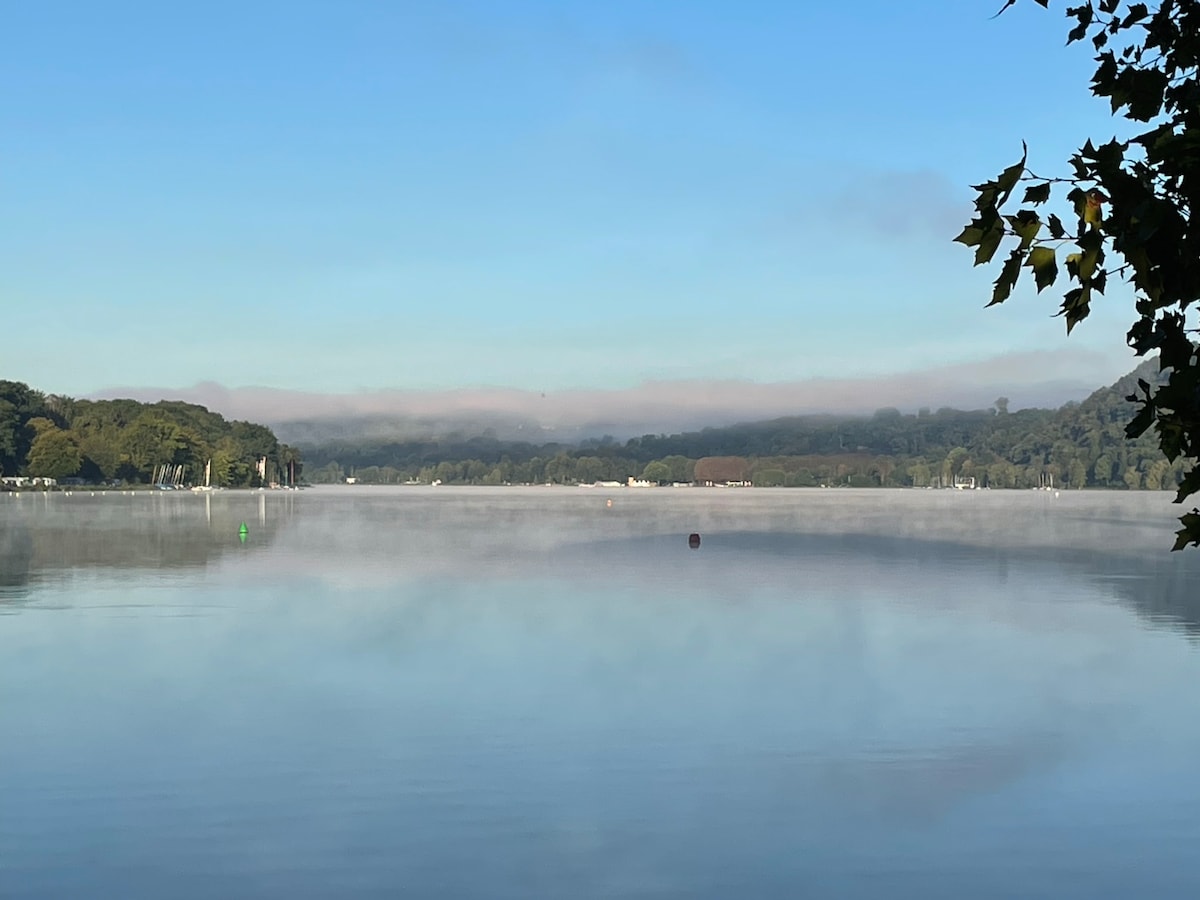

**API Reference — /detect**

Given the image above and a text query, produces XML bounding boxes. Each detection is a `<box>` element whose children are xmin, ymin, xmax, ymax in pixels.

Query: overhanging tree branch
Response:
<box><xmin>961</xmin><ymin>0</ymin><xmax>1200</xmax><ymax>549</ymax></box>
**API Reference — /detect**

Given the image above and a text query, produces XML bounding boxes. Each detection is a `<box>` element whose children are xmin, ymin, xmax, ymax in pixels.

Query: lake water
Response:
<box><xmin>3</xmin><ymin>487</ymin><xmax>1200</xmax><ymax>898</ymax></box>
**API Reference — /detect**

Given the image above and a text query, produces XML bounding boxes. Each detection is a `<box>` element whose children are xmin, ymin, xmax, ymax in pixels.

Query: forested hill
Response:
<box><xmin>301</xmin><ymin>360</ymin><xmax>1182</xmax><ymax>490</ymax></box>
<box><xmin>0</xmin><ymin>381</ymin><xmax>298</xmax><ymax>487</ymax></box>
<box><xmin>4</xmin><ymin>363</ymin><xmax>1174</xmax><ymax>491</ymax></box>
<box><xmin>623</xmin><ymin>359</ymin><xmax>1165</xmax><ymax>470</ymax></box>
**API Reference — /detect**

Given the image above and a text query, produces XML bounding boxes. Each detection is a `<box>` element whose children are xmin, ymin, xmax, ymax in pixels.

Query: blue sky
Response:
<box><xmin>1</xmin><ymin>0</ymin><xmax>1141</xmax><ymax>398</ymax></box>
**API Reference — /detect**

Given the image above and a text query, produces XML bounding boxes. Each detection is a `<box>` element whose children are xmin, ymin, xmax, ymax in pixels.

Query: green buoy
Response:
<box><xmin>239</xmin><ymin>522</ymin><xmax>248</xmax><ymax>543</ymax></box>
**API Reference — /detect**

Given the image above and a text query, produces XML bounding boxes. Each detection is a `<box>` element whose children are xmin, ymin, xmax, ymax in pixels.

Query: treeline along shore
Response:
<box><xmin>0</xmin><ymin>381</ymin><xmax>300</xmax><ymax>489</ymax></box>
<box><xmin>3</xmin><ymin>361</ymin><xmax>1188</xmax><ymax>492</ymax></box>
<box><xmin>302</xmin><ymin>361</ymin><xmax>1190</xmax><ymax>491</ymax></box>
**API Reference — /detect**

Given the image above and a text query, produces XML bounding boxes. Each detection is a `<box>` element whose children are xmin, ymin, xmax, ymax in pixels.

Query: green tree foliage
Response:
<box><xmin>122</xmin><ymin>415</ymin><xmax>184</xmax><ymax>474</ymax></box>
<box><xmin>642</xmin><ymin>460</ymin><xmax>672</xmax><ymax>483</ymax></box>
<box><xmin>0</xmin><ymin>381</ymin><xmax>298</xmax><ymax>487</ymax></box>
<box><xmin>786</xmin><ymin>468</ymin><xmax>818</xmax><ymax>487</ymax></box>
<box><xmin>26</xmin><ymin>421</ymin><xmax>83</xmax><ymax>480</ymax></box>
<box><xmin>958</xmin><ymin>0</ymin><xmax>1200</xmax><ymax>548</ymax></box>
<box><xmin>660</xmin><ymin>455</ymin><xmax>695</xmax><ymax>482</ymax></box>
<box><xmin>0</xmin><ymin>381</ymin><xmax>54</xmax><ymax>476</ymax></box>
<box><xmin>298</xmin><ymin>362</ymin><xmax>1184</xmax><ymax>493</ymax></box>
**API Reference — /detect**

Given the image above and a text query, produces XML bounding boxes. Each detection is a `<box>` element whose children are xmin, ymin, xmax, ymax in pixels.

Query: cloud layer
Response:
<box><xmin>91</xmin><ymin>348</ymin><xmax>1133</xmax><ymax>443</ymax></box>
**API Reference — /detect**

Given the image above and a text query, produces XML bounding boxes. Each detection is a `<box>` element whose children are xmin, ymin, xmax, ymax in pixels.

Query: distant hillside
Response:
<box><xmin>299</xmin><ymin>360</ymin><xmax>1184</xmax><ymax>490</ymax></box>
<box><xmin>274</xmin><ymin>412</ymin><xmax>552</xmax><ymax>446</ymax></box>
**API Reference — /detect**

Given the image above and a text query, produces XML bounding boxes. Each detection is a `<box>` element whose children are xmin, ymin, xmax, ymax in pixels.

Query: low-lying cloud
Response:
<box><xmin>91</xmin><ymin>348</ymin><xmax>1134</xmax><ymax>443</ymax></box>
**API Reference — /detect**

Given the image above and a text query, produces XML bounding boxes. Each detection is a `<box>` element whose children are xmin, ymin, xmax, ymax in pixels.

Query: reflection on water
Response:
<box><xmin>0</xmin><ymin>515</ymin><xmax>33</xmax><ymax>595</ymax></box>
<box><xmin>0</xmin><ymin>491</ymin><xmax>291</xmax><ymax>602</ymax></box>
<box><xmin>2</xmin><ymin>488</ymin><xmax>1200</xmax><ymax>898</ymax></box>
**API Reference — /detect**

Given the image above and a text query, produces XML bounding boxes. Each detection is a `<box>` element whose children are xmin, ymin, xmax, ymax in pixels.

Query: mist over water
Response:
<box><xmin>2</xmin><ymin>488</ymin><xmax>1199</xmax><ymax>898</ymax></box>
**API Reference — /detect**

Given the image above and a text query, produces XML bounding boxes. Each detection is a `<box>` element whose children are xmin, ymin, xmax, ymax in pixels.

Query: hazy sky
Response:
<box><xmin>2</xmin><ymin>0</ymin><xmax>1141</xmax><ymax>399</ymax></box>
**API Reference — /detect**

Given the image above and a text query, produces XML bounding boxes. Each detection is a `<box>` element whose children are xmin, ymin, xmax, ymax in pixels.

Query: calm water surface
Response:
<box><xmin>2</xmin><ymin>487</ymin><xmax>1200</xmax><ymax>898</ymax></box>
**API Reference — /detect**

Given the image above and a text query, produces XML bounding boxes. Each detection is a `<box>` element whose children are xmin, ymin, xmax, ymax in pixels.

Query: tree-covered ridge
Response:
<box><xmin>302</xmin><ymin>361</ymin><xmax>1183</xmax><ymax>490</ymax></box>
<box><xmin>0</xmin><ymin>381</ymin><xmax>300</xmax><ymax>487</ymax></box>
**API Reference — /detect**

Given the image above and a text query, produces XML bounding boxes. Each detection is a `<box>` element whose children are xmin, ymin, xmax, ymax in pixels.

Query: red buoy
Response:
<box><xmin>688</xmin><ymin>533</ymin><xmax>701</xmax><ymax>549</ymax></box>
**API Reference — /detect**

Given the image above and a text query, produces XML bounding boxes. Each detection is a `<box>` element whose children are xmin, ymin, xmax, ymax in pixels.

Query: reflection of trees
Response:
<box><xmin>1090</xmin><ymin>553</ymin><xmax>1200</xmax><ymax>641</ymax></box>
<box><xmin>4</xmin><ymin>490</ymin><xmax>1197</xmax><ymax>637</ymax></box>
<box><xmin>272</xmin><ymin>490</ymin><xmax>1200</xmax><ymax>639</ymax></box>
<box><xmin>0</xmin><ymin>520</ymin><xmax>33</xmax><ymax>596</ymax></box>
<box><xmin>0</xmin><ymin>494</ymin><xmax>290</xmax><ymax>598</ymax></box>
<box><xmin>697</xmin><ymin>531</ymin><xmax>1200</xmax><ymax>642</ymax></box>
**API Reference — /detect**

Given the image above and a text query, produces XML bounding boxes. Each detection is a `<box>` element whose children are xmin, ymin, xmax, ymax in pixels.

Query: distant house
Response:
<box><xmin>345</xmin><ymin>476</ymin><xmax>358</xmax><ymax>484</ymax></box>
<box><xmin>693</xmin><ymin>456</ymin><xmax>749</xmax><ymax>486</ymax></box>
<box><xmin>627</xmin><ymin>477</ymin><xmax>655</xmax><ymax>488</ymax></box>
<box><xmin>2</xmin><ymin>476</ymin><xmax>56</xmax><ymax>487</ymax></box>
